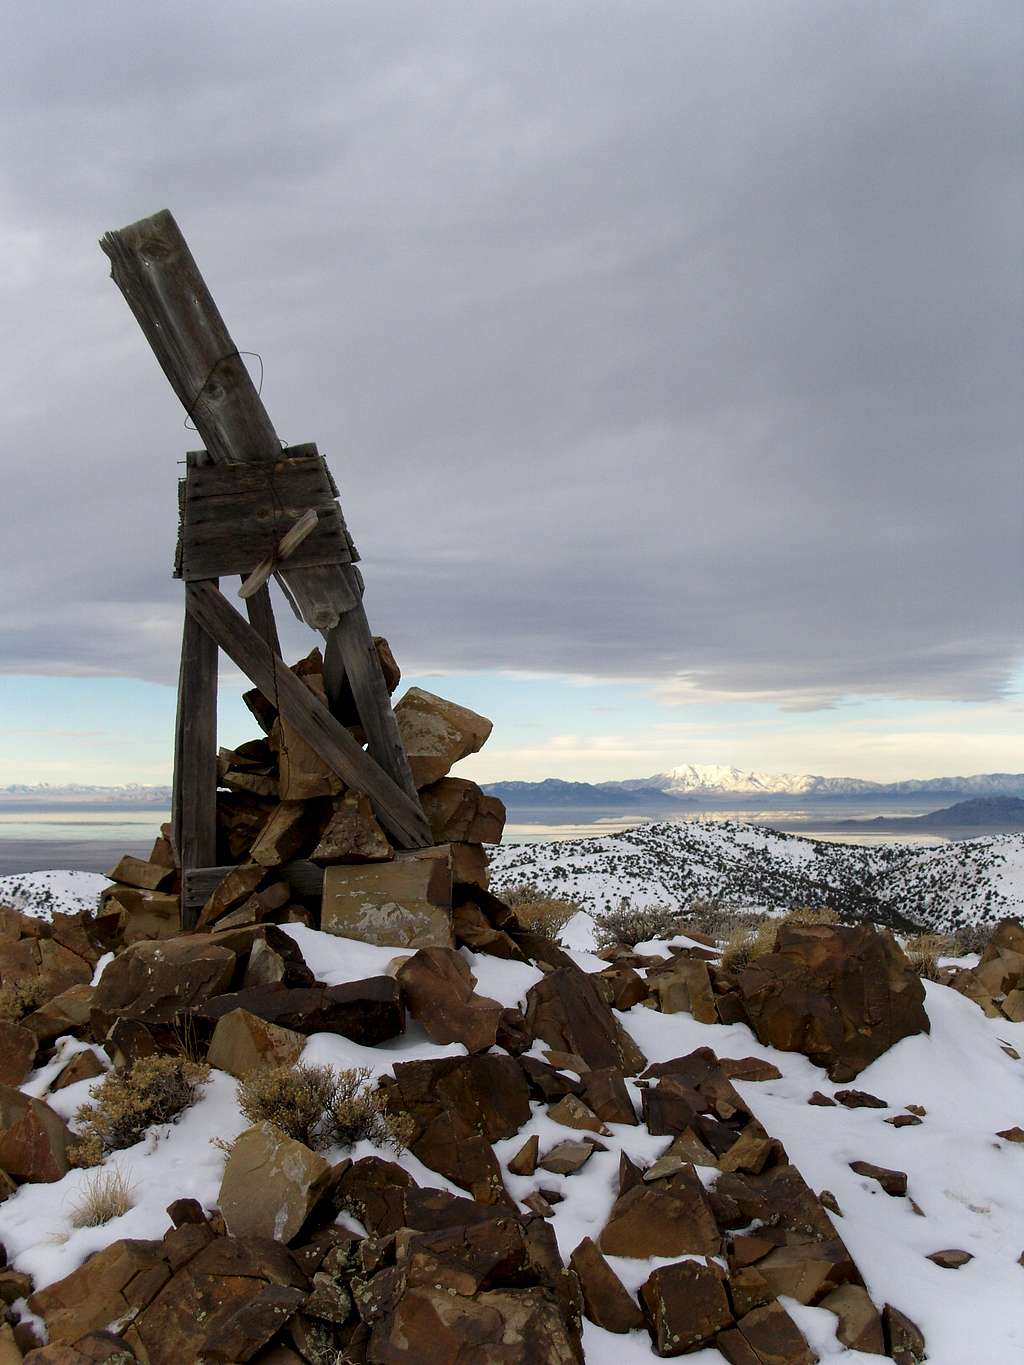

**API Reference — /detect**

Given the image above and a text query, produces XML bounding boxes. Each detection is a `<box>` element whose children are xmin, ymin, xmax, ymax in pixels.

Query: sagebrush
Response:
<box><xmin>237</xmin><ymin>1063</ymin><xmax>413</xmax><ymax>1154</ymax></box>
<box><xmin>512</xmin><ymin>898</ymin><xmax>581</xmax><ymax>941</ymax></box>
<box><xmin>69</xmin><ymin>1055</ymin><xmax>210</xmax><ymax>1167</ymax></box>
<box><xmin>0</xmin><ymin>977</ymin><xmax>48</xmax><ymax>1023</ymax></box>
<box><xmin>593</xmin><ymin>898</ymin><xmax>686</xmax><ymax>948</ymax></box>
<box><xmin>903</xmin><ymin>932</ymin><xmax>953</xmax><ymax>981</ymax></box>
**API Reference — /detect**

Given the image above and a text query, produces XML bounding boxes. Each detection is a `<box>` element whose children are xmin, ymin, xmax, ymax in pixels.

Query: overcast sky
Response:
<box><xmin>1</xmin><ymin>1</ymin><xmax>1021</xmax><ymax>784</ymax></box>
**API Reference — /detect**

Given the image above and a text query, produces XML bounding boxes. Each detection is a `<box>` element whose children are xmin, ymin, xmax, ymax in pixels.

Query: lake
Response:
<box><xmin>0</xmin><ymin>800</ymin><xmax>953</xmax><ymax>876</ymax></box>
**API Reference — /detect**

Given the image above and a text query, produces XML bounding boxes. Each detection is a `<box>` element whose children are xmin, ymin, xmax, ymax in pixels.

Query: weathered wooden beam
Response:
<box><xmin>244</xmin><ymin>583</ymin><xmax>281</xmax><ymax>656</ymax></box>
<box><xmin>100</xmin><ymin>210</ymin><xmax>355</xmax><ymax>629</ymax></box>
<box><xmin>172</xmin><ymin>588</ymin><xmax>219</xmax><ymax>927</ymax></box>
<box><xmin>185</xmin><ymin>581</ymin><xmax>432</xmax><ymax>849</ymax></box>
<box><xmin>325</xmin><ymin>591</ymin><xmax>421</xmax><ymax>803</ymax></box>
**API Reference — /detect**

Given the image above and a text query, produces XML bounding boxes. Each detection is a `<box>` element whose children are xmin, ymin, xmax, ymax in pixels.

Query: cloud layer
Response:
<box><xmin>1</xmin><ymin>1</ymin><xmax>1020</xmax><ymax>708</ymax></box>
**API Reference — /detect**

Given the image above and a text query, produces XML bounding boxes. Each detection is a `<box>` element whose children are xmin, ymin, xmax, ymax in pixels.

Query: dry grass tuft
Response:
<box><xmin>903</xmin><ymin>932</ymin><xmax>953</xmax><ymax>981</ymax></box>
<box><xmin>719</xmin><ymin>919</ymin><xmax>780</xmax><ymax>972</ymax></box>
<box><xmin>237</xmin><ymin>1063</ymin><xmax>413</xmax><ymax>1155</ymax></box>
<box><xmin>69</xmin><ymin>1055</ymin><xmax>210</xmax><ymax>1167</ymax></box>
<box><xmin>781</xmin><ymin>905</ymin><xmax>841</xmax><ymax>928</ymax></box>
<box><xmin>69</xmin><ymin>1166</ymin><xmax>136</xmax><ymax>1227</ymax></box>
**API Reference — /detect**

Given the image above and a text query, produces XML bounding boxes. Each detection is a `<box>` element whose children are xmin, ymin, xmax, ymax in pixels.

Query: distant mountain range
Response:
<box><xmin>0</xmin><ymin>784</ymin><xmax>172</xmax><ymax>806</ymax></box>
<box><xmin>809</xmin><ymin>796</ymin><xmax>1024</xmax><ymax>836</ymax></box>
<box><xmin>486</xmin><ymin>766</ymin><xmax>1024</xmax><ymax>805</ymax></box>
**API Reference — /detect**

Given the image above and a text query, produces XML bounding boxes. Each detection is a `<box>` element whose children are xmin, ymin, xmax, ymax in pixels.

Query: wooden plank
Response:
<box><xmin>183</xmin><ymin>858</ymin><xmax>324</xmax><ymax>912</ymax></box>
<box><xmin>101</xmin><ymin>211</ymin><xmax>355</xmax><ymax>630</ymax></box>
<box><xmin>185</xmin><ymin>581</ymin><xmax>432</xmax><ymax>849</ymax></box>
<box><xmin>324</xmin><ymin>590</ymin><xmax>421</xmax><ymax>805</ymax></box>
<box><xmin>172</xmin><ymin>586</ymin><xmax>219</xmax><ymax>927</ymax></box>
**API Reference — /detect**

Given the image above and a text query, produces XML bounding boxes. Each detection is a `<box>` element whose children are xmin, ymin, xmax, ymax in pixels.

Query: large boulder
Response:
<box><xmin>321</xmin><ymin>846</ymin><xmax>454</xmax><ymax>948</ymax></box>
<box><xmin>395</xmin><ymin>947</ymin><xmax>505</xmax><ymax>1053</ymax></box>
<box><xmin>219</xmin><ymin>1122</ymin><xmax>331</xmax><ymax>1242</ymax></box>
<box><xmin>394</xmin><ymin>688</ymin><xmax>493</xmax><ymax>788</ymax></box>
<box><xmin>599</xmin><ymin>1162</ymin><xmax>721</xmax><ymax>1259</ymax></box>
<box><xmin>735</xmin><ymin>923</ymin><xmax>929</xmax><ymax>1081</ymax></box>
<box><xmin>382</xmin><ymin>1055</ymin><xmax>531</xmax><ymax>1204</ymax></box>
<box><xmin>525</xmin><ymin>968</ymin><xmax>647</xmax><ymax>1076</ymax></box>
<box><xmin>639</xmin><ymin>1260</ymin><xmax>733</xmax><ymax>1355</ymax></box>
<box><xmin>0</xmin><ymin>1085</ymin><xmax>72</xmax><ymax>1182</ymax></box>
<box><xmin>91</xmin><ymin>937</ymin><xmax>237</xmax><ymax>1032</ymax></box>
<box><xmin>0</xmin><ymin>1021</ymin><xmax>36</xmax><ymax>1085</ymax></box>
<box><xmin>207</xmin><ymin>1008</ymin><xmax>306</xmax><ymax>1078</ymax></box>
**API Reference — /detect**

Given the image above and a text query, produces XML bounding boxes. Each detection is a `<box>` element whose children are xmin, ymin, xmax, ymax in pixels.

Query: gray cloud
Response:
<box><xmin>1</xmin><ymin>0</ymin><xmax>1020</xmax><ymax>706</ymax></box>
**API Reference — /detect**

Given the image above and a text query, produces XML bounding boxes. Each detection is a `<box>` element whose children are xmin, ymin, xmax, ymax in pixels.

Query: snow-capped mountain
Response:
<box><xmin>607</xmin><ymin>765</ymin><xmax>1024</xmax><ymax>799</ymax></box>
<box><xmin>0</xmin><ymin>784</ymin><xmax>172</xmax><ymax>805</ymax></box>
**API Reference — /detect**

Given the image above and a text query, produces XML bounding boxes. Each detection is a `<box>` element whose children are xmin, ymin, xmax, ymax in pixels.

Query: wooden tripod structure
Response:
<box><xmin>100</xmin><ymin>211</ymin><xmax>431</xmax><ymax>926</ymax></box>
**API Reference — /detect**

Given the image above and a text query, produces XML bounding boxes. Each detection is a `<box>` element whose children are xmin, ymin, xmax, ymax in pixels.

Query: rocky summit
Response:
<box><xmin>0</xmin><ymin>658</ymin><xmax>1021</xmax><ymax>1363</ymax></box>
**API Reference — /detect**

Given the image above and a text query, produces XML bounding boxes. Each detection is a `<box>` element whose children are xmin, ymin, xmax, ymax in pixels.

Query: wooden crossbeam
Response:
<box><xmin>185</xmin><ymin>581</ymin><xmax>432</xmax><ymax>850</ymax></box>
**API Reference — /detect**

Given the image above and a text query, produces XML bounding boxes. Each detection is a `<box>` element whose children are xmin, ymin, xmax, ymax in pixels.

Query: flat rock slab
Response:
<box><xmin>600</xmin><ymin>1163</ymin><xmax>721</xmax><ymax>1259</ymax></box>
<box><xmin>197</xmin><ymin>977</ymin><xmax>405</xmax><ymax>1047</ymax></box>
<box><xmin>640</xmin><ymin>1260</ymin><xmax>733</xmax><ymax>1354</ymax></box>
<box><xmin>525</xmin><ymin>968</ymin><xmax>647</xmax><ymax>1076</ymax></box>
<box><xmin>0</xmin><ymin>1083</ymin><xmax>72</xmax><ymax>1182</ymax></box>
<box><xmin>322</xmin><ymin>846</ymin><xmax>454</xmax><ymax>949</ymax></box>
<box><xmin>219</xmin><ymin>1122</ymin><xmax>331</xmax><ymax>1243</ymax></box>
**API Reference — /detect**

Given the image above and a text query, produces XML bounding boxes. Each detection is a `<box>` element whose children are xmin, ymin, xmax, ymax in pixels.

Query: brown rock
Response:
<box><xmin>537</xmin><ymin>1139</ymin><xmax>598</xmax><ymax>1176</ymax></box>
<box><xmin>51</xmin><ymin>1049</ymin><xmax>106</xmax><ymax>1091</ymax></box>
<box><xmin>525</xmin><ymin>968</ymin><xmax>647</xmax><ymax>1076</ymax></box>
<box><xmin>395</xmin><ymin>947</ymin><xmax>504</xmax><ymax>1053</ymax></box>
<box><xmin>310</xmin><ymin>791</ymin><xmax>392</xmax><ymax>865</ymax></box>
<box><xmin>727</xmin><ymin>1300</ymin><xmax>817</xmax><ymax>1364</ymax></box>
<box><xmin>834</xmin><ymin>1089</ymin><xmax>888</xmax><ymax>1109</ymax></box>
<box><xmin>639</xmin><ymin>1260</ymin><xmax>732</xmax><ymax>1354</ymax></box>
<box><xmin>0</xmin><ymin>1085</ymin><xmax>71</xmax><ymax>1182</ymax></box>
<box><xmin>91</xmin><ymin>938</ymin><xmax>236</xmax><ymax>1031</ymax></box>
<box><xmin>23</xmin><ymin>986</ymin><xmax>95</xmax><ymax>1044</ymax></box>
<box><xmin>720</xmin><ymin>1057</ymin><xmax>784</xmax><ymax>1082</ymax></box>
<box><xmin>28</xmin><ymin>1239</ymin><xmax>169</xmax><ymax>1346</ymax></box>
<box><xmin>0</xmin><ymin>937</ymin><xmax>92</xmax><ymax>1008</ymax></box>
<box><xmin>882</xmin><ymin>1303</ymin><xmax>927</xmax><ymax>1363</ymax></box>
<box><xmin>249</xmin><ymin>800</ymin><xmax>331</xmax><ymax>868</ymax></box>
<box><xmin>450</xmin><ymin>843</ymin><xmax>491</xmax><ymax>891</ymax></box>
<box><xmin>196</xmin><ymin>862</ymin><xmax>266</xmax><ymax>930</ymax></box>
<box><xmin>394</xmin><ymin>687</ymin><xmax>493</xmax><ymax>788</ymax></box>
<box><xmin>105</xmin><ymin>855</ymin><xmax>174</xmax><ymax>892</ymax></box>
<box><xmin>197</xmin><ymin>977</ymin><xmax>405</xmax><ymax>1047</ymax></box>
<box><xmin>926</xmin><ymin>1248</ymin><xmax>973</xmax><ymax>1268</ymax></box>
<box><xmin>125</xmin><ymin>1236</ymin><xmax>307</xmax><ymax>1364</ymax></box>
<box><xmin>849</xmin><ymin>1161</ymin><xmax>907</xmax><ymax>1197</ymax></box>
<box><xmin>207</xmin><ymin>1008</ymin><xmax>306</xmax><ymax>1079</ymax></box>
<box><xmin>508</xmin><ymin>1135</ymin><xmax>539</xmax><ymax>1177</ymax></box>
<box><xmin>100</xmin><ymin>887</ymin><xmax>180</xmax><ymax>944</ymax></box>
<box><xmin>384</xmin><ymin>1055</ymin><xmax>530</xmax><ymax>1203</ymax></box>
<box><xmin>594</xmin><ymin>964</ymin><xmax>649</xmax><ymax>1011</ymax></box>
<box><xmin>714</xmin><ymin>1165</ymin><xmax>837</xmax><ymax>1240</ymax></box>
<box><xmin>755</xmin><ymin>1238</ymin><xmax>858</xmax><ymax>1305</ymax></box>
<box><xmin>219</xmin><ymin>1122</ymin><xmax>332</xmax><ymax>1243</ymax></box>
<box><xmin>887</xmin><ymin>1113</ymin><xmax>922</xmax><ymax>1128</ymax></box>
<box><xmin>718</xmin><ymin>1126</ymin><xmax>779</xmax><ymax>1176</ymax></box>
<box><xmin>808</xmin><ymin>1091</ymin><xmax>835</xmax><ymax>1106</ymax></box>
<box><xmin>644</xmin><ymin>1129</ymin><xmax>719</xmax><ymax>1179</ymax></box>
<box><xmin>0</xmin><ymin>1021</ymin><xmax>36</xmax><ymax>1085</ymax></box>
<box><xmin>650</xmin><ymin>958</ymin><xmax>718</xmax><ymax>1023</ymax></box>
<box><xmin>217</xmin><ymin>791</ymin><xmax>274</xmax><ymax>860</ymax></box>
<box><xmin>322</xmin><ymin>846</ymin><xmax>453</xmax><ymax>948</ymax></box>
<box><xmin>579</xmin><ymin>1067</ymin><xmax>638</xmax><ymax>1125</ymax></box>
<box><xmin>736</xmin><ymin>922</ymin><xmax>929</xmax><ymax>1081</ymax></box>
<box><xmin>997</xmin><ymin>1126</ymin><xmax>1024</xmax><ymax>1142</ymax></box>
<box><xmin>819</xmin><ymin>1283</ymin><xmax>885</xmax><ymax>1352</ymax></box>
<box><xmin>547</xmin><ymin>1094</ymin><xmax>609</xmax><ymax>1135</ymax></box>
<box><xmin>570</xmin><ymin>1237</ymin><xmax>643</xmax><ymax>1333</ymax></box>
<box><xmin>600</xmin><ymin>1163</ymin><xmax>721</xmax><ymax>1259</ymax></box>
<box><xmin>419</xmin><ymin>777</ymin><xmax>506</xmax><ymax>844</ymax></box>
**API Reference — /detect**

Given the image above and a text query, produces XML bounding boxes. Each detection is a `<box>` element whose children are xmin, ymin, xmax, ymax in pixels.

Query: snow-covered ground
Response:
<box><xmin>0</xmin><ymin>869</ymin><xmax>110</xmax><ymax>919</ymax></box>
<box><xmin>2</xmin><ymin>912</ymin><xmax>1022</xmax><ymax>1362</ymax></box>
<box><xmin>489</xmin><ymin>820</ymin><xmax>1024</xmax><ymax>930</ymax></box>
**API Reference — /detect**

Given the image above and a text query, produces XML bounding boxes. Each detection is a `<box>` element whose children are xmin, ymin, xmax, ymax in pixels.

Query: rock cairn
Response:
<box><xmin>6</xmin><ymin>652</ymin><xmax>1014</xmax><ymax>1358</ymax></box>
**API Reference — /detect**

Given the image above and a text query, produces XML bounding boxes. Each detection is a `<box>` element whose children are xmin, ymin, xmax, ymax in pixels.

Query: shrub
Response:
<box><xmin>681</xmin><ymin>900</ymin><xmax>769</xmax><ymax>943</ymax></box>
<box><xmin>950</xmin><ymin>923</ymin><xmax>991</xmax><ymax>956</ymax></box>
<box><xmin>781</xmin><ymin>905</ymin><xmax>840</xmax><ymax>928</ymax></box>
<box><xmin>69</xmin><ymin>1055</ymin><xmax>210</xmax><ymax>1167</ymax></box>
<box><xmin>593</xmin><ymin>899</ymin><xmax>684</xmax><ymax>949</ymax></box>
<box><xmin>719</xmin><ymin>919</ymin><xmax>779</xmax><ymax>972</ymax></box>
<box><xmin>0</xmin><ymin>978</ymin><xmax>48</xmax><ymax>1023</ymax></box>
<box><xmin>237</xmin><ymin>1063</ymin><xmax>413</xmax><ymax>1155</ymax></box>
<box><xmin>69</xmin><ymin>1167</ymin><xmax>135</xmax><ymax>1227</ymax></box>
<box><xmin>513</xmin><ymin>898</ymin><xmax>581</xmax><ymax>941</ymax></box>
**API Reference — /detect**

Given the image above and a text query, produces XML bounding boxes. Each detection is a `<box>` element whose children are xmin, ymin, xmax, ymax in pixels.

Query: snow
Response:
<box><xmin>2</xmin><ymin>895</ymin><xmax>1023</xmax><ymax>1360</ymax></box>
<box><xmin>489</xmin><ymin>818</ymin><xmax>1024</xmax><ymax>929</ymax></box>
<box><xmin>0</xmin><ymin>869</ymin><xmax>110</xmax><ymax>919</ymax></box>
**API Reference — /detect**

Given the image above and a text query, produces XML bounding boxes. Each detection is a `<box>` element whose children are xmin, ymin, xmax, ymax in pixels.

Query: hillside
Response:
<box><xmin>815</xmin><ymin>796</ymin><xmax>1024</xmax><ymax>837</ymax></box>
<box><xmin>484</xmin><ymin>779</ymin><xmax>694</xmax><ymax>808</ymax></box>
<box><xmin>488</xmin><ymin>820</ymin><xmax>1024</xmax><ymax>932</ymax></box>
